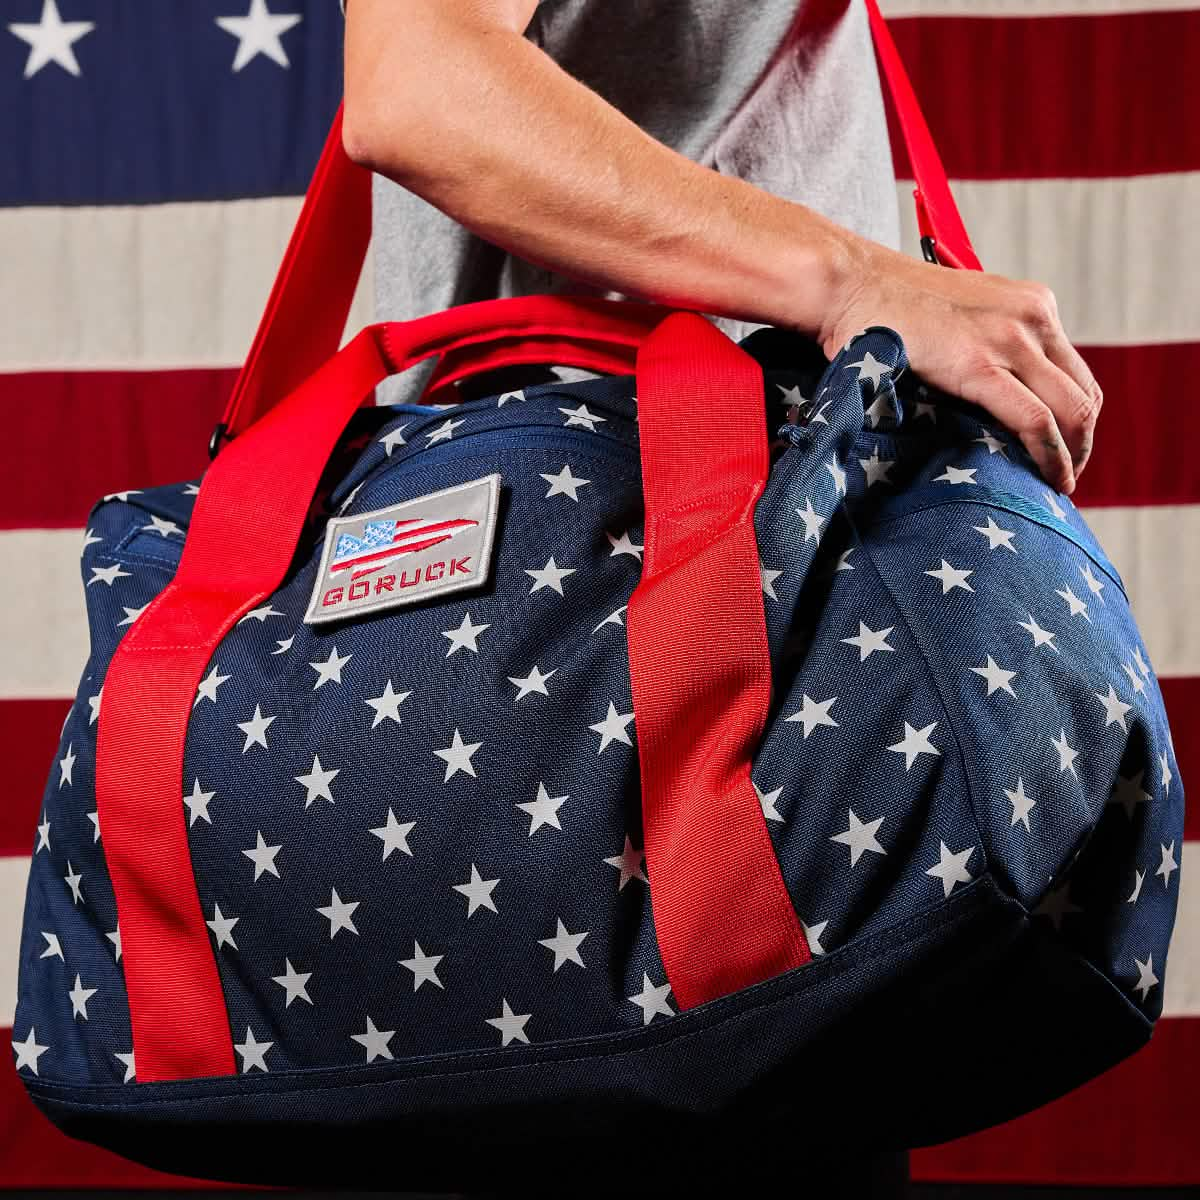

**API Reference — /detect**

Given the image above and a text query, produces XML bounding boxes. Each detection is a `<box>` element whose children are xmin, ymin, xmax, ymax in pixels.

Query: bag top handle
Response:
<box><xmin>218</xmin><ymin>0</ymin><xmax>981</xmax><ymax>447</ymax></box>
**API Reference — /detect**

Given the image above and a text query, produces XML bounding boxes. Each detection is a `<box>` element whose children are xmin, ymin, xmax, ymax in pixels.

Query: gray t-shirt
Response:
<box><xmin>359</xmin><ymin>0</ymin><xmax>901</xmax><ymax>405</ymax></box>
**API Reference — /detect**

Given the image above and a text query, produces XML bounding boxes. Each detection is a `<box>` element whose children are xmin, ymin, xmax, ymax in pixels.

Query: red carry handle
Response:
<box><xmin>219</xmin><ymin>0</ymin><xmax>980</xmax><ymax>444</ymax></box>
<box><xmin>96</xmin><ymin>299</ymin><xmax>808</xmax><ymax>1080</ymax></box>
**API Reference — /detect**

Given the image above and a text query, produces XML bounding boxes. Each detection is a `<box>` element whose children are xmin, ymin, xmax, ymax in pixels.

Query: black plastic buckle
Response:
<box><xmin>921</xmin><ymin>235</ymin><xmax>941</xmax><ymax>266</ymax></box>
<box><xmin>207</xmin><ymin>421</ymin><xmax>228</xmax><ymax>461</ymax></box>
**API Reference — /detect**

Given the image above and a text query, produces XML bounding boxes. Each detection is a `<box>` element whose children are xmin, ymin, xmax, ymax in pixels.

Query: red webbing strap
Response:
<box><xmin>95</xmin><ymin>330</ymin><xmax>390</xmax><ymax>1081</ymax></box>
<box><xmin>627</xmin><ymin>313</ymin><xmax>811</xmax><ymax>1010</ymax></box>
<box><xmin>222</xmin><ymin>5</ymin><xmax>977</xmax><ymax>437</ymax></box>
<box><xmin>864</xmin><ymin>0</ymin><xmax>982</xmax><ymax>272</ymax></box>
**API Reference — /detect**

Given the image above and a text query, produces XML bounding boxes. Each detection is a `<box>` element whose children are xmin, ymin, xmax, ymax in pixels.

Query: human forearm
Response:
<box><xmin>341</xmin><ymin>10</ymin><xmax>864</xmax><ymax>341</ymax></box>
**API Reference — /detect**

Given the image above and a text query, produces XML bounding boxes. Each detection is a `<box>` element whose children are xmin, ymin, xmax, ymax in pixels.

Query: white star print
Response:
<box><xmin>925</xmin><ymin>841</ymin><xmax>975</xmax><ymax>898</ymax></box>
<box><xmin>795</xmin><ymin>498</ymin><xmax>826</xmax><ymax>543</ymax></box>
<box><xmin>606</xmin><ymin>530</ymin><xmax>644</xmax><ymax>560</ymax></box>
<box><xmin>234</xmin><ymin>1027</ymin><xmax>272</xmax><ymax>1072</ymax></box>
<box><xmin>272</xmin><ymin>636</ymin><xmax>295</xmax><ymax>655</ymax></box>
<box><xmin>1159</xmin><ymin>750</ymin><xmax>1173</xmax><ymax>798</ymax></box>
<box><xmin>310</xmin><ymin>646</ymin><xmax>351</xmax><ymax>689</ymax></box>
<box><xmin>216</xmin><ymin>0</ymin><xmax>302</xmax><ymax>72</ymax></box>
<box><xmin>592</xmin><ymin>605</ymin><xmax>627</xmax><ymax>633</ymax></box>
<box><xmin>243</xmin><ymin>830</ymin><xmax>282</xmax><ymax>880</ymax></box>
<box><xmin>559</xmin><ymin>403</ymin><xmax>606</xmax><ymax>431</ymax></box>
<box><xmin>508</xmin><ymin>664</ymin><xmax>557</xmax><ymax>700</ymax></box>
<box><xmin>1051</xmin><ymin>728</ymin><xmax>1079</xmax><ymax>780</ymax></box>
<box><xmin>87</xmin><ymin>689</ymin><xmax>102</xmax><ymax>724</ymax></box>
<box><xmin>239</xmin><ymin>603</ymin><xmax>284</xmax><ymax>623</ymax></box>
<box><xmin>1132</xmin><ymin>645</ymin><xmax>1150</xmax><ymax>677</ymax></box>
<box><xmin>442</xmin><ymin>612</ymin><xmax>490</xmax><ymax>656</ymax></box>
<box><xmin>525</xmin><ymin>556</ymin><xmax>576</xmax><ymax>595</ymax></box>
<box><xmin>364</xmin><ymin>680</ymin><xmax>411</xmax><ymax>727</ymax></box>
<box><xmin>68</xmin><ymin>974</ymin><xmax>97</xmax><ymax>1020</ymax></box>
<box><xmin>1017</xmin><ymin>612</ymin><xmax>1060</xmax><ymax>654</ymax></box>
<box><xmin>1128</xmin><ymin>868</ymin><xmax>1146</xmax><ymax>904</ymax></box>
<box><xmin>292</xmin><ymin>755</ymin><xmax>338</xmax><ymax>809</ymax></box>
<box><xmin>106</xmin><ymin>926</ymin><xmax>121</xmax><ymax>960</ymax></box>
<box><xmin>754</xmin><ymin>781</ymin><xmax>784</xmax><ymax>823</ymax></box>
<box><xmin>207</xmin><ymin>903</ymin><xmax>240</xmax><ymax>950</ymax></box>
<box><xmin>64</xmin><ymin>860</ymin><xmax>83</xmax><ymax>905</ymax></box>
<box><xmin>426</xmin><ymin>417</ymin><xmax>466</xmax><ymax>444</ymax></box>
<box><xmin>830</xmin><ymin>808</ymin><xmax>887</xmax><ymax>867</ymax></box>
<box><xmin>1055</xmin><ymin>585</ymin><xmax>1091</xmax><ymax>623</ymax></box>
<box><xmin>973</xmin><ymin>430</ymin><xmax>1010</xmax><ymax>458</ymax></box>
<box><xmin>142</xmin><ymin>514</ymin><xmax>182</xmax><ymax>538</ymax></box>
<box><xmin>486</xmin><ymin>999</ymin><xmax>532</xmax><ymax>1045</ymax></box>
<box><xmin>184</xmin><ymin>779</ymin><xmax>215</xmax><ymax>826</ymax></box>
<box><xmin>628</xmin><ymin>974</ymin><xmax>674</xmax><ymax>1024</ymax></box>
<box><xmin>195</xmin><ymin>664</ymin><xmax>231</xmax><ymax>707</ymax></box>
<box><xmin>604</xmin><ymin>836</ymin><xmax>647</xmax><ymax>889</ymax></box>
<box><xmin>272</xmin><ymin>958</ymin><xmax>313</xmax><ymax>1007</ymax></box>
<box><xmin>857</xmin><ymin>447</ymin><xmax>895</xmax><ymax>488</ymax></box>
<box><xmin>379</xmin><ymin>423</ymin><xmax>410</xmax><ymax>455</ymax></box>
<box><xmin>925</xmin><ymin>559</ymin><xmax>975</xmax><ymax>594</ymax></box>
<box><xmin>1080</xmin><ymin>563</ymin><xmax>1107</xmax><ymax>602</ymax></box>
<box><xmin>865</xmin><ymin>390</ymin><xmax>897</xmax><ymax>429</ymax></box>
<box><xmin>1034</xmin><ymin>880</ymin><xmax>1083</xmax><ymax>931</ymax></box>
<box><xmin>115</xmin><ymin>1050</ymin><xmax>135</xmax><ymax>1083</ymax></box>
<box><xmin>844</xmin><ymin>351</ymin><xmax>891</xmax><ymax>390</ymax></box>
<box><xmin>784</xmin><ymin>693</ymin><xmax>839</xmax><ymax>738</ymax></box>
<box><xmin>117</xmin><ymin>604</ymin><xmax>148</xmax><ymax>628</ymax></box>
<box><xmin>87</xmin><ymin>811</ymin><xmax>100</xmax><ymax>843</ymax></box>
<box><xmin>888</xmin><ymin>721</ymin><xmax>942</xmax><ymax>771</ymax></box>
<box><xmin>590</xmin><ymin>701</ymin><xmax>635</xmax><ymax>752</ymax></box>
<box><xmin>539</xmin><ymin>920</ymin><xmax>589</xmax><ymax>971</ymax></box>
<box><xmin>35</xmin><ymin>813</ymin><xmax>49</xmax><ymax>853</ymax></box>
<box><xmin>1156</xmin><ymin>841</ymin><xmax>1178</xmax><ymax>887</ymax></box>
<box><xmin>802</xmin><ymin>918</ymin><xmax>828</xmax><ymax>955</ymax></box>
<box><xmin>39</xmin><ymin>932</ymin><xmax>62</xmax><ymax>960</ymax></box>
<box><xmin>1121</xmin><ymin>661</ymin><xmax>1147</xmax><ymax>696</ymax></box>
<box><xmin>841</xmin><ymin>620</ymin><xmax>895</xmax><ymax>662</ymax></box>
<box><xmin>760</xmin><ymin>562</ymin><xmax>782</xmax><ymax>601</ymax></box>
<box><xmin>1042</xmin><ymin>488</ymin><xmax>1068</xmax><ymax>521</ymax></box>
<box><xmin>969</xmin><ymin>655</ymin><xmax>1017</xmax><ymax>698</ymax></box>
<box><xmin>434</xmin><ymin>728</ymin><xmax>482</xmax><ymax>781</ymax></box>
<box><xmin>1109</xmin><ymin>769</ymin><xmax>1151</xmax><ymax>821</ymax></box>
<box><xmin>351</xmin><ymin>1017</ymin><xmax>395</xmax><ymax>1062</ymax></box>
<box><xmin>496</xmin><ymin>389</ymin><xmax>527</xmax><ymax>407</ymax></box>
<box><xmin>87</xmin><ymin>562</ymin><xmax>130</xmax><ymax>588</ymax></box>
<box><xmin>1133</xmin><ymin>953</ymin><xmax>1159</xmax><ymax>1002</ymax></box>
<box><xmin>11</xmin><ymin>1028</ymin><xmax>49</xmax><ymax>1075</ymax></box>
<box><xmin>316</xmin><ymin>888</ymin><xmax>360</xmax><ymax>937</ymax></box>
<box><xmin>515</xmin><ymin>782</ymin><xmax>567</xmax><ymax>835</ymax></box>
<box><xmin>82</xmin><ymin>527</ymin><xmax>102</xmax><ymax>550</ymax></box>
<box><xmin>237</xmin><ymin>704</ymin><xmax>276</xmax><ymax>752</ymax></box>
<box><xmin>8</xmin><ymin>0</ymin><xmax>94</xmax><ymax>79</ymax></box>
<box><xmin>972</xmin><ymin>516</ymin><xmax>1017</xmax><ymax>553</ymax></box>
<box><xmin>826</xmin><ymin>458</ymin><xmax>848</xmax><ymax>497</ymax></box>
<box><xmin>1004</xmin><ymin>777</ymin><xmax>1037</xmax><ymax>832</ymax></box>
<box><xmin>1093</xmin><ymin>683</ymin><xmax>1132</xmax><ymax>732</ymax></box>
<box><xmin>58</xmin><ymin>742</ymin><xmax>75</xmax><ymax>787</ymax></box>
<box><xmin>453</xmin><ymin>864</ymin><xmax>499</xmax><ymax>916</ymax></box>
<box><xmin>370</xmin><ymin>808</ymin><xmax>416</xmax><ymax>860</ymax></box>
<box><xmin>933</xmin><ymin>464</ymin><xmax>977</xmax><ymax>486</ymax></box>
<box><xmin>540</xmin><ymin>463</ymin><xmax>591</xmax><ymax>500</ymax></box>
<box><xmin>399</xmin><ymin>941</ymin><xmax>445</xmax><ymax>990</ymax></box>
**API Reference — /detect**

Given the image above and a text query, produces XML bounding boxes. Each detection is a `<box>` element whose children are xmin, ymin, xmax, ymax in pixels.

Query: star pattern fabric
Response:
<box><xmin>12</xmin><ymin>325</ymin><xmax>1184</xmax><ymax>1092</ymax></box>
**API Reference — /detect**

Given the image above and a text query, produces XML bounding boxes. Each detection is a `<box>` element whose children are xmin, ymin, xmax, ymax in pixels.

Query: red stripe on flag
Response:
<box><xmin>911</xmin><ymin>1016</ymin><xmax>1200</xmax><ymax>1186</ymax></box>
<box><xmin>0</xmin><ymin>370</ymin><xmax>229</xmax><ymax>530</ymax></box>
<box><xmin>0</xmin><ymin>700</ymin><xmax>70</xmax><ymax>858</ymax></box>
<box><xmin>886</xmin><ymin>11</ymin><xmax>1200</xmax><ymax>180</ymax></box>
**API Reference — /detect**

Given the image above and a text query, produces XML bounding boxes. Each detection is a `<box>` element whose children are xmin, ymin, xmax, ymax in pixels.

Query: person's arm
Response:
<box><xmin>342</xmin><ymin>0</ymin><xmax>851</xmax><ymax>348</ymax></box>
<box><xmin>342</xmin><ymin>0</ymin><xmax>1101</xmax><ymax>494</ymax></box>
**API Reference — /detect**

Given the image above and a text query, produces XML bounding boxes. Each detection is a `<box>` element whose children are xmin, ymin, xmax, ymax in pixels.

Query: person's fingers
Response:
<box><xmin>1040</xmin><ymin>326</ymin><xmax>1102</xmax><ymax>476</ymax></box>
<box><xmin>959</xmin><ymin>363</ymin><xmax>1076</xmax><ymax>494</ymax></box>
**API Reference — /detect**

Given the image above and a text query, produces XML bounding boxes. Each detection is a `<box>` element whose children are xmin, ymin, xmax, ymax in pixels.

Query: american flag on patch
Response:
<box><xmin>1</xmin><ymin>0</ymin><xmax>1197</xmax><ymax>1193</ymax></box>
<box><xmin>332</xmin><ymin>516</ymin><xmax>479</xmax><ymax>578</ymax></box>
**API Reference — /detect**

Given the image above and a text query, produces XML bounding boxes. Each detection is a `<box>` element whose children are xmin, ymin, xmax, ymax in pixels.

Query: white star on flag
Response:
<box><xmin>604</xmin><ymin>836</ymin><xmax>647</xmax><ymax>889</ymax></box>
<box><xmin>515</xmin><ymin>782</ymin><xmax>568</xmax><ymax>835</ymax></box>
<box><xmin>453</xmin><ymin>864</ymin><xmax>500</xmax><ymax>916</ymax></box>
<box><xmin>351</xmin><ymin>1017</ymin><xmax>395</xmax><ymax>1062</ymax></box>
<box><xmin>525</xmin><ymin>556</ymin><xmax>576</xmax><ymax>595</ymax></box>
<box><xmin>310</xmin><ymin>646</ymin><xmax>351</xmax><ymax>689</ymax></box>
<box><xmin>237</xmin><ymin>704</ymin><xmax>276</xmax><ymax>752</ymax></box>
<box><xmin>925</xmin><ymin>841</ymin><xmax>975</xmax><ymax>897</ymax></box>
<box><xmin>294</xmin><ymin>755</ymin><xmax>339</xmax><ymax>807</ymax></box>
<box><xmin>8</xmin><ymin>0</ymin><xmax>94</xmax><ymax>79</ymax></box>
<box><xmin>887</xmin><ymin>721</ymin><xmax>942</xmax><ymax>771</ymax></box>
<box><xmin>434</xmin><ymin>728</ymin><xmax>483</xmax><ymax>781</ymax></box>
<box><xmin>784</xmin><ymin>694</ymin><xmax>839</xmax><ymax>738</ymax></box>
<box><xmin>364</xmin><ymin>680</ymin><xmax>411</xmax><ymax>727</ymax></box>
<box><xmin>628</xmin><ymin>974</ymin><xmax>674</xmax><ymax>1025</ymax></box>
<box><xmin>590</xmin><ymin>701</ymin><xmax>634</xmax><ymax>752</ymax></box>
<box><xmin>11</xmin><ymin>1028</ymin><xmax>49</xmax><ymax>1075</ymax></box>
<box><xmin>539</xmin><ymin>920</ymin><xmax>589</xmax><ymax>971</ymax></box>
<box><xmin>486</xmin><ymin>999</ymin><xmax>532</xmax><ymax>1045</ymax></box>
<box><xmin>184</xmin><ymin>779</ymin><xmax>215</xmax><ymax>826</ymax></box>
<box><xmin>399</xmin><ymin>941</ymin><xmax>445</xmax><ymax>990</ymax></box>
<box><xmin>271</xmin><ymin>958</ymin><xmax>313</xmax><ymax>1007</ymax></box>
<box><xmin>370</xmin><ymin>808</ymin><xmax>416</xmax><ymax>860</ymax></box>
<box><xmin>68</xmin><ymin>974</ymin><xmax>97</xmax><ymax>1020</ymax></box>
<box><xmin>442</xmin><ymin>612</ymin><xmax>490</xmax><ymax>656</ymax></box>
<box><xmin>234</xmin><ymin>1027</ymin><xmax>273</xmax><ymax>1072</ymax></box>
<box><xmin>540</xmin><ymin>463</ymin><xmax>591</xmax><ymax>500</ymax></box>
<box><xmin>216</xmin><ymin>0</ymin><xmax>302</xmax><ymax>72</ymax></box>
<box><xmin>830</xmin><ymin>808</ymin><xmax>887</xmax><ymax>867</ymax></box>
<box><xmin>508</xmin><ymin>664</ymin><xmax>556</xmax><ymax>700</ymax></box>
<box><xmin>207</xmin><ymin>904</ymin><xmax>240</xmax><ymax>950</ymax></box>
<box><xmin>316</xmin><ymin>888</ymin><xmax>360</xmax><ymax>937</ymax></box>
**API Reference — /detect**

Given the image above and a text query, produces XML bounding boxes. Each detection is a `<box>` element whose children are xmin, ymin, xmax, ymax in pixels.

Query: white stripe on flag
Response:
<box><xmin>2</xmin><ymin>843</ymin><xmax>1197</xmax><ymax>1028</ymax></box>
<box><xmin>897</xmin><ymin>172</ymin><xmax>1200</xmax><ymax>348</ymax></box>
<box><xmin>0</xmin><ymin>197</ymin><xmax>375</xmax><ymax>372</ymax></box>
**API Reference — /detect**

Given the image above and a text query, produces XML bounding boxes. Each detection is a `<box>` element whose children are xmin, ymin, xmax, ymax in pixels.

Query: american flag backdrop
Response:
<box><xmin>1</xmin><ymin>0</ymin><xmax>1196</xmax><ymax>1192</ymax></box>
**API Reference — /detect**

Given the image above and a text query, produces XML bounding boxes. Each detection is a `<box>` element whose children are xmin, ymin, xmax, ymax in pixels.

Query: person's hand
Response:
<box><xmin>818</xmin><ymin>238</ymin><xmax>1102</xmax><ymax>496</ymax></box>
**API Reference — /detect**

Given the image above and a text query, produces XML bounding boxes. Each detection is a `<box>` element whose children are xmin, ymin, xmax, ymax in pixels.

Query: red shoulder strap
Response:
<box><xmin>220</xmin><ymin>0</ymin><xmax>979</xmax><ymax>440</ymax></box>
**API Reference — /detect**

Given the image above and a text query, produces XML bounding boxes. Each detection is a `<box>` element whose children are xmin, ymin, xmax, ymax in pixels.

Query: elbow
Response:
<box><xmin>341</xmin><ymin>92</ymin><xmax>380</xmax><ymax>170</ymax></box>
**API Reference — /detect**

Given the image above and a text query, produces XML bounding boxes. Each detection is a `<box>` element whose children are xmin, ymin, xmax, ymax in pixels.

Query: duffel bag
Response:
<box><xmin>12</xmin><ymin>1</ymin><xmax>1185</xmax><ymax>1190</ymax></box>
